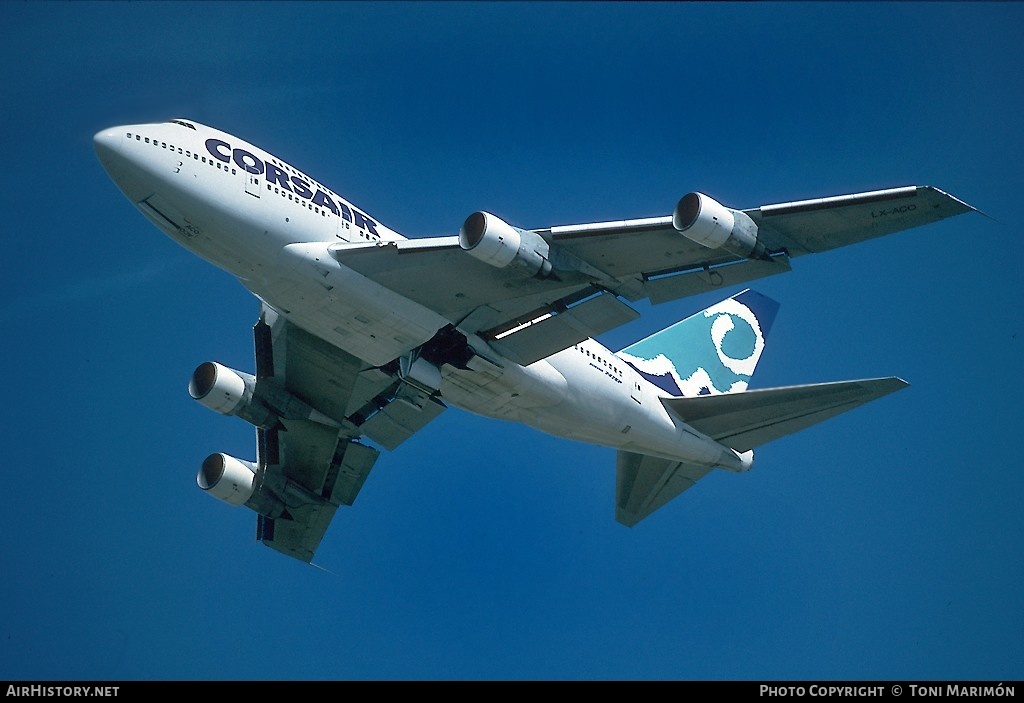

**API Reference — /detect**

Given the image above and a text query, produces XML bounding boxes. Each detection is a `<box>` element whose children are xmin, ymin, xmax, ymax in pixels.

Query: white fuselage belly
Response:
<box><xmin>104</xmin><ymin>122</ymin><xmax>739</xmax><ymax>469</ymax></box>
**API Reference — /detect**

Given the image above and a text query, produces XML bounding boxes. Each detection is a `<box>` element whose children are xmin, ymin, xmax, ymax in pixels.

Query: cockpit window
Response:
<box><xmin>168</xmin><ymin>119</ymin><xmax>196</xmax><ymax>130</ymax></box>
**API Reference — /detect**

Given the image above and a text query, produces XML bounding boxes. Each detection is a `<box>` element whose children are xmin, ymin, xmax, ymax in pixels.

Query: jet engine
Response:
<box><xmin>188</xmin><ymin>361</ymin><xmax>274</xmax><ymax>427</ymax></box>
<box><xmin>459</xmin><ymin>211</ymin><xmax>553</xmax><ymax>278</ymax></box>
<box><xmin>672</xmin><ymin>192</ymin><xmax>768</xmax><ymax>260</ymax></box>
<box><xmin>197</xmin><ymin>452</ymin><xmax>257</xmax><ymax>506</ymax></box>
<box><xmin>197</xmin><ymin>452</ymin><xmax>290</xmax><ymax>518</ymax></box>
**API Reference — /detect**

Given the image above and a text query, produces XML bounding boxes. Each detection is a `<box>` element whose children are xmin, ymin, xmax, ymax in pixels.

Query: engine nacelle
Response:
<box><xmin>188</xmin><ymin>361</ymin><xmax>274</xmax><ymax>427</ymax></box>
<box><xmin>672</xmin><ymin>192</ymin><xmax>767</xmax><ymax>260</ymax></box>
<box><xmin>459</xmin><ymin>211</ymin><xmax>552</xmax><ymax>278</ymax></box>
<box><xmin>197</xmin><ymin>453</ymin><xmax>257</xmax><ymax>506</ymax></box>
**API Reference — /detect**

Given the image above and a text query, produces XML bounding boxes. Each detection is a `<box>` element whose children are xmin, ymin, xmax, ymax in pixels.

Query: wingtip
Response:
<box><xmin>309</xmin><ymin>560</ymin><xmax>338</xmax><ymax>576</ymax></box>
<box><xmin>921</xmin><ymin>185</ymin><xmax>991</xmax><ymax>221</ymax></box>
<box><xmin>867</xmin><ymin>376</ymin><xmax>911</xmax><ymax>396</ymax></box>
<box><xmin>615</xmin><ymin>510</ymin><xmax>641</xmax><ymax>528</ymax></box>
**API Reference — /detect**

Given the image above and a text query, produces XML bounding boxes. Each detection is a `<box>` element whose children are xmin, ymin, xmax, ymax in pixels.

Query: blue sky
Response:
<box><xmin>3</xmin><ymin>1</ymin><xmax>1021</xmax><ymax>681</ymax></box>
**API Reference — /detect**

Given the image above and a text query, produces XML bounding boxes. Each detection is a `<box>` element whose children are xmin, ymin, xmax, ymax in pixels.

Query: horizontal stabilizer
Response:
<box><xmin>661</xmin><ymin>377</ymin><xmax>909</xmax><ymax>452</ymax></box>
<box><xmin>616</xmin><ymin>451</ymin><xmax>713</xmax><ymax>527</ymax></box>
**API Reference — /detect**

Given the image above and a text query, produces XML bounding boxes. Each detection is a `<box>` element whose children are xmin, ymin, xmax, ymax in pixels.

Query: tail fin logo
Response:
<box><xmin>617</xmin><ymin>290</ymin><xmax>779</xmax><ymax>397</ymax></box>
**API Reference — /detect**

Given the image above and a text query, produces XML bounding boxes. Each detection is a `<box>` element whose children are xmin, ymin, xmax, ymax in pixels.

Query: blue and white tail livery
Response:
<box><xmin>617</xmin><ymin>290</ymin><xmax>779</xmax><ymax>398</ymax></box>
<box><xmin>611</xmin><ymin>289</ymin><xmax>908</xmax><ymax>528</ymax></box>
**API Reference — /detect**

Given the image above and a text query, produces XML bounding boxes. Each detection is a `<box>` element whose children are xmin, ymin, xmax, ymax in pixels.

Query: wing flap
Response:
<box><xmin>256</xmin><ymin>422</ymin><xmax>381</xmax><ymax>562</ymax></box>
<box><xmin>257</xmin><ymin>505</ymin><xmax>335</xmax><ymax>563</ymax></box>
<box><xmin>662</xmin><ymin>377</ymin><xmax>909</xmax><ymax>452</ymax></box>
<box><xmin>326</xmin><ymin>440</ymin><xmax>379</xmax><ymax>507</ymax></box>
<box><xmin>488</xmin><ymin>289</ymin><xmax>640</xmax><ymax>366</ymax></box>
<box><xmin>277</xmin><ymin>418</ymin><xmax>342</xmax><ymax>493</ymax></box>
<box><xmin>359</xmin><ymin>385</ymin><xmax>447</xmax><ymax>451</ymax></box>
<box><xmin>644</xmin><ymin>254</ymin><xmax>791</xmax><ymax>305</ymax></box>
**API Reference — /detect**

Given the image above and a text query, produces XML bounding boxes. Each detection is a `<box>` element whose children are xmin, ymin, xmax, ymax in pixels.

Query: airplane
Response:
<box><xmin>93</xmin><ymin>118</ymin><xmax>977</xmax><ymax>563</ymax></box>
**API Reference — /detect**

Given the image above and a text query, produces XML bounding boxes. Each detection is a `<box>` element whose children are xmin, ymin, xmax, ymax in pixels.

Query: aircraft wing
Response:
<box><xmin>333</xmin><ymin>186</ymin><xmax>973</xmax><ymax>365</ymax></box>
<box><xmin>746</xmin><ymin>185</ymin><xmax>976</xmax><ymax>256</ymax></box>
<box><xmin>246</xmin><ymin>306</ymin><xmax>446</xmax><ymax>562</ymax></box>
<box><xmin>616</xmin><ymin>377</ymin><xmax>908</xmax><ymax>527</ymax></box>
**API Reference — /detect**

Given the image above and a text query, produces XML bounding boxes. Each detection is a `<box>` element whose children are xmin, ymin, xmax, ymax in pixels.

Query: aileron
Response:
<box><xmin>751</xmin><ymin>185</ymin><xmax>975</xmax><ymax>256</ymax></box>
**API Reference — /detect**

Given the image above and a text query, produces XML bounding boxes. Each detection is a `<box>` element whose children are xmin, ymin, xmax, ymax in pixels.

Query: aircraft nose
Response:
<box><xmin>94</xmin><ymin>126</ymin><xmax>149</xmax><ymax>201</ymax></box>
<box><xmin>93</xmin><ymin>128</ymin><xmax>123</xmax><ymax>166</ymax></box>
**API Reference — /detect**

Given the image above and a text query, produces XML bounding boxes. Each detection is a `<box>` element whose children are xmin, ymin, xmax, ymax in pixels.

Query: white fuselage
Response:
<box><xmin>94</xmin><ymin>120</ymin><xmax>746</xmax><ymax>470</ymax></box>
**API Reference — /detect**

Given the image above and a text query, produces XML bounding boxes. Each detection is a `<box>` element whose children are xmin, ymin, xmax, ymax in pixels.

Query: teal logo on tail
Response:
<box><xmin>617</xmin><ymin>290</ymin><xmax>779</xmax><ymax>397</ymax></box>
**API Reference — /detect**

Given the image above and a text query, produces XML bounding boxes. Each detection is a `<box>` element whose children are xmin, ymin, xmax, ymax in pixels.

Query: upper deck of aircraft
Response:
<box><xmin>95</xmin><ymin>118</ymin><xmax>404</xmax><ymax>244</ymax></box>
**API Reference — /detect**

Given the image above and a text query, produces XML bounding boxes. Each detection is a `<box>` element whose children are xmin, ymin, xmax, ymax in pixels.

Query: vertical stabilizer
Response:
<box><xmin>617</xmin><ymin>289</ymin><xmax>779</xmax><ymax>397</ymax></box>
